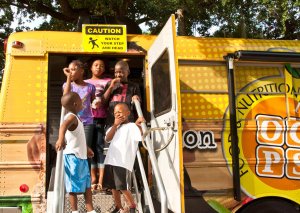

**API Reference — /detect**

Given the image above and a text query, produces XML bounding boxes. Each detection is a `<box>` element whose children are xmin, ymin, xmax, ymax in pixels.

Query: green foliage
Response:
<box><xmin>211</xmin><ymin>0</ymin><xmax>300</xmax><ymax>39</ymax></box>
<box><xmin>0</xmin><ymin>0</ymin><xmax>299</xmax><ymax>87</ymax></box>
<box><xmin>0</xmin><ymin>196</ymin><xmax>33</xmax><ymax>213</ymax></box>
<box><xmin>0</xmin><ymin>0</ymin><xmax>299</xmax><ymax>38</ymax></box>
<box><xmin>207</xmin><ymin>199</ymin><xmax>231</xmax><ymax>213</ymax></box>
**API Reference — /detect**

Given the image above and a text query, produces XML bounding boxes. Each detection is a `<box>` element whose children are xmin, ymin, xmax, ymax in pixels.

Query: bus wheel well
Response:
<box><xmin>237</xmin><ymin>197</ymin><xmax>300</xmax><ymax>213</ymax></box>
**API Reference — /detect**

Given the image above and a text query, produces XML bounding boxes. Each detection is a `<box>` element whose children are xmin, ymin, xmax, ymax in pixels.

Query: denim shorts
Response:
<box><xmin>91</xmin><ymin>118</ymin><xmax>106</xmax><ymax>168</ymax></box>
<box><xmin>84</xmin><ymin>123</ymin><xmax>95</xmax><ymax>148</ymax></box>
<box><xmin>84</xmin><ymin>123</ymin><xmax>95</xmax><ymax>168</ymax></box>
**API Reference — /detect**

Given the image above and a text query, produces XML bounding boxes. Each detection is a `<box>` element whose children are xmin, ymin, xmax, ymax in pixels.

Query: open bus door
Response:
<box><xmin>147</xmin><ymin>15</ymin><xmax>183</xmax><ymax>212</ymax></box>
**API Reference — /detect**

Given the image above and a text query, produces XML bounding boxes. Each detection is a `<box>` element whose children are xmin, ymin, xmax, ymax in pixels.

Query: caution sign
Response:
<box><xmin>82</xmin><ymin>25</ymin><xmax>127</xmax><ymax>52</ymax></box>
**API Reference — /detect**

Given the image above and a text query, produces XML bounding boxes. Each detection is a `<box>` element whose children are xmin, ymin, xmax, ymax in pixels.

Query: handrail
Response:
<box><xmin>52</xmin><ymin>107</ymin><xmax>66</xmax><ymax>213</ymax></box>
<box><xmin>141</xmin><ymin>127</ymin><xmax>174</xmax><ymax>152</ymax></box>
<box><xmin>133</xmin><ymin>99</ymin><xmax>167</xmax><ymax>213</ymax></box>
<box><xmin>135</xmin><ymin>148</ymin><xmax>155</xmax><ymax>213</ymax></box>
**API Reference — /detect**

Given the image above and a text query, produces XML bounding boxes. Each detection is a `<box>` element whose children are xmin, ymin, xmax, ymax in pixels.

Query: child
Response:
<box><xmin>62</xmin><ymin>60</ymin><xmax>96</xmax><ymax>166</ymax></box>
<box><xmin>101</xmin><ymin>60</ymin><xmax>141</xmax><ymax>128</ymax></box>
<box><xmin>85</xmin><ymin>58</ymin><xmax>111</xmax><ymax>192</ymax></box>
<box><xmin>103</xmin><ymin>103</ymin><xmax>144</xmax><ymax>213</ymax></box>
<box><xmin>55</xmin><ymin>92</ymin><xmax>96</xmax><ymax>213</ymax></box>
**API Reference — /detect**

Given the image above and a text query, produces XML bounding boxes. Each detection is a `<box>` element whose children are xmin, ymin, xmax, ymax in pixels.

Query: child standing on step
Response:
<box><xmin>56</xmin><ymin>92</ymin><xmax>96</xmax><ymax>213</ymax></box>
<box><xmin>103</xmin><ymin>103</ymin><xmax>145</xmax><ymax>213</ymax></box>
<box><xmin>85</xmin><ymin>58</ymin><xmax>111</xmax><ymax>193</ymax></box>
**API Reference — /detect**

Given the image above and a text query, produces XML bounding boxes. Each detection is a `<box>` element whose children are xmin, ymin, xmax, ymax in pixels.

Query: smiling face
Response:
<box><xmin>90</xmin><ymin>59</ymin><xmax>105</xmax><ymax>78</ymax></box>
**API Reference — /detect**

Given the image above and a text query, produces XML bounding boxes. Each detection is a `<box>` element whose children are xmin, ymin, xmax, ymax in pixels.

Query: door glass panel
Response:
<box><xmin>151</xmin><ymin>50</ymin><xmax>171</xmax><ymax>117</ymax></box>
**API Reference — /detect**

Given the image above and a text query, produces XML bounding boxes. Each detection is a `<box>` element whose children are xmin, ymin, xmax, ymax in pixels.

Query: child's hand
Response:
<box><xmin>135</xmin><ymin>116</ymin><xmax>145</xmax><ymax>127</ymax></box>
<box><xmin>110</xmin><ymin>78</ymin><xmax>121</xmax><ymax>90</ymax></box>
<box><xmin>114</xmin><ymin>116</ymin><xmax>125</xmax><ymax>126</ymax></box>
<box><xmin>56</xmin><ymin>139</ymin><xmax>66</xmax><ymax>151</ymax></box>
<box><xmin>63</xmin><ymin>68</ymin><xmax>71</xmax><ymax>77</ymax></box>
<box><xmin>91</xmin><ymin>97</ymin><xmax>101</xmax><ymax>109</ymax></box>
<box><xmin>87</xmin><ymin>147</ymin><xmax>94</xmax><ymax>158</ymax></box>
<box><xmin>132</xmin><ymin>95</ymin><xmax>140</xmax><ymax>102</ymax></box>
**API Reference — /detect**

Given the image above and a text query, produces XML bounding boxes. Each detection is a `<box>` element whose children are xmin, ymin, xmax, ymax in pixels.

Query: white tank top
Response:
<box><xmin>63</xmin><ymin>112</ymin><xmax>87</xmax><ymax>159</ymax></box>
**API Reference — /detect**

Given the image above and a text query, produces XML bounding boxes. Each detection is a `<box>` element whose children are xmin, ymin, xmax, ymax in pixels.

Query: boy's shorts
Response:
<box><xmin>103</xmin><ymin>165</ymin><xmax>132</xmax><ymax>191</ymax></box>
<box><xmin>64</xmin><ymin>154</ymin><xmax>91</xmax><ymax>193</ymax></box>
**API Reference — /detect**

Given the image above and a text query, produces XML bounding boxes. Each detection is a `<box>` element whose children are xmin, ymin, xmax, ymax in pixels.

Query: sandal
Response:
<box><xmin>105</xmin><ymin>188</ymin><xmax>112</xmax><ymax>195</ymax></box>
<box><xmin>91</xmin><ymin>183</ymin><xmax>100</xmax><ymax>193</ymax></box>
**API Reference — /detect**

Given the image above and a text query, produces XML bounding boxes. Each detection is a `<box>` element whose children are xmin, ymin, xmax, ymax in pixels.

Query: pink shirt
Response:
<box><xmin>85</xmin><ymin>77</ymin><xmax>111</xmax><ymax>118</ymax></box>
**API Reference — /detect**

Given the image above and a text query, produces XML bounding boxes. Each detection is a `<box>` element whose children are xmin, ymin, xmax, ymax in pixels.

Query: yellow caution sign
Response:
<box><xmin>82</xmin><ymin>24</ymin><xmax>127</xmax><ymax>52</ymax></box>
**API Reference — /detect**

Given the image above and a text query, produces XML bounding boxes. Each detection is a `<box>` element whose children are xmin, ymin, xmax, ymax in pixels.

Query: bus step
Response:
<box><xmin>64</xmin><ymin>192</ymin><xmax>139</xmax><ymax>213</ymax></box>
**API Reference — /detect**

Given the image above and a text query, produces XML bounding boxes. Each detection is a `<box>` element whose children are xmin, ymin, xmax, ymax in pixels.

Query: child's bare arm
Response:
<box><xmin>102</xmin><ymin>78</ymin><xmax>120</xmax><ymax>104</ymax></box>
<box><xmin>63</xmin><ymin>68</ymin><xmax>72</xmax><ymax>95</ymax></box>
<box><xmin>105</xmin><ymin>116</ymin><xmax>124</xmax><ymax>142</ymax></box>
<box><xmin>55</xmin><ymin>114</ymin><xmax>76</xmax><ymax>151</ymax></box>
<box><xmin>105</xmin><ymin>125</ymin><xmax>118</xmax><ymax>142</ymax></box>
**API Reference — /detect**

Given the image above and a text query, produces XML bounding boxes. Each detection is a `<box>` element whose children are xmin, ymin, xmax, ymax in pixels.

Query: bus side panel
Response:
<box><xmin>0</xmin><ymin>53</ymin><xmax>48</xmax><ymax>211</ymax></box>
<box><xmin>179</xmin><ymin>63</ymin><xmax>240</xmax><ymax>209</ymax></box>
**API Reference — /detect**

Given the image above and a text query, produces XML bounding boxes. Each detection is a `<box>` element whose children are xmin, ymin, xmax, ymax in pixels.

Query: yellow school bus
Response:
<box><xmin>1</xmin><ymin>15</ymin><xmax>300</xmax><ymax>213</ymax></box>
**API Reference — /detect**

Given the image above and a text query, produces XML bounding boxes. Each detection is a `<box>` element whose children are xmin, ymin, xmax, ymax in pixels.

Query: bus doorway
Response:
<box><xmin>46</xmin><ymin>54</ymin><xmax>146</xmax><ymax>198</ymax></box>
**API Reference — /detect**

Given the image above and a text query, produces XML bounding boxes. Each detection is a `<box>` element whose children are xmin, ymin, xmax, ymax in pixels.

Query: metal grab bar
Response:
<box><xmin>52</xmin><ymin>107</ymin><xmax>66</xmax><ymax>213</ymax></box>
<box><xmin>141</xmin><ymin>127</ymin><xmax>175</xmax><ymax>152</ymax></box>
<box><xmin>133</xmin><ymin>99</ymin><xmax>168</xmax><ymax>213</ymax></box>
<box><xmin>135</xmin><ymin>148</ymin><xmax>155</xmax><ymax>213</ymax></box>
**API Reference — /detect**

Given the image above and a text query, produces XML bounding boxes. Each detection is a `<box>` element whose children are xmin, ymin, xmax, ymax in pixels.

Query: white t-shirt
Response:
<box><xmin>104</xmin><ymin>123</ymin><xmax>141</xmax><ymax>172</ymax></box>
<box><xmin>63</xmin><ymin>112</ymin><xmax>87</xmax><ymax>159</ymax></box>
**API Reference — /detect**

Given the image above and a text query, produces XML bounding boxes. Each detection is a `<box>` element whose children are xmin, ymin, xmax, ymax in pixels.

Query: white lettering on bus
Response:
<box><xmin>183</xmin><ymin>130</ymin><xmax>217</xmax><ymax>150</ymax></box>
<box><xmin>262</xmin><ymin>150</ymin><xmax>281</xmax><ymax>173</ymax></box>
<box><xmin>255</xmin><ymin>114</ymin><xmax>300</xmax><ymax>179</ymax></box>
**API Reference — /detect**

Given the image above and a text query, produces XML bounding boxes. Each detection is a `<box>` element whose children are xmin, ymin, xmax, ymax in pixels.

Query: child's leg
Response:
<box><xmin>112</xmin><ymin>189</ymin><xmax>123</xmax><ymax>210</ymax></box>
<box><xmin>91</xmin><ymin>164</ymin><xmax>98</xmax><ymax>192</ymax></box>
<box><xmin>96</xmin><ymin>121</ymin><xmax>105</xmax><ymax>188</ymax></box>
<box><xmin>69</xmin><ymin>193</ymin><xmax>78</xmax><ymax>211</ymax></box>
<box><xmin>84</xmin><ymin>188</ymin><xmax>94</xmax><ymax>212</ymax></box>
<box><xmin>91</xmin><ymin>166</ymin><xmax>98</xmax><ymax>184</ymax></box>
<box><xmin>121</xmin><ymin>190</ymin><xmax>136</xmax><ymax>208</ymax></box>
<box><xmin>98</xmin><ymin>167</ymin><xmax>104</xmax><ymax>188</ymax></box>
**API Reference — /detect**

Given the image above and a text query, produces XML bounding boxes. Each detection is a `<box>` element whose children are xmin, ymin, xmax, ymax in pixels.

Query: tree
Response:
<box><xmin>208</xmin><ymin>0</ymin><xmax>300</xmax><ymax>39</ymax></box>
<box><xmin>0</xmin><ymin>0</ymin><xmax>299</xmax><ymax>70</ymax></box>
<box><xmin>0</xmin><ymin>0</ymin><xmax>299</xmax><ymax>37</ymax></box>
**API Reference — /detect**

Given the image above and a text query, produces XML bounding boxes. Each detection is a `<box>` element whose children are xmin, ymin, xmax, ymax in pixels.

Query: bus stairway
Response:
<box><xmin>63</xmin><ymin>190</ymin><xmax>142</xmax><ymax>213</ymax></box>
<box><xmin>47</xmin><ymin>163</ymin><xmax>145</xmax><ymax>213</ymax></box>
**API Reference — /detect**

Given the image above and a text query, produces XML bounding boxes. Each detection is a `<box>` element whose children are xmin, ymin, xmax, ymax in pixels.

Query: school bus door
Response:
<box><xmin>147</xmin><ymin>15</ymin><xmax>183</xmax><ymax>213</ymax></box>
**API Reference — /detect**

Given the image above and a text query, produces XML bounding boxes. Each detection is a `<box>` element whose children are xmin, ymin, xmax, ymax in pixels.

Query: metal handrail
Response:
<box><xmin>133</xmin><ymin>99</ymin><xmax>167</xmax><ymax>213</ymax></box>
<box><xmin>52</xmin><ymin>107</ymin><xmax>66</xmax><ymax>213</ymax></box>
<box><xmin>141</xmin><ymin>127</ymin><xmax>174</xmax><ymax>152</ymax></box>
<box><xmin>135</xmin><ymin>149</ymin><xmax>155</xmax><ymax>213</ymax></box>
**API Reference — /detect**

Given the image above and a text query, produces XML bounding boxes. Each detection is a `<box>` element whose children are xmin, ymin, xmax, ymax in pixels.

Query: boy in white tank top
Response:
<box><xmin>56</xmin><ymin>92</ymin><xmax>96</xmax><ymax>213</ymax></box>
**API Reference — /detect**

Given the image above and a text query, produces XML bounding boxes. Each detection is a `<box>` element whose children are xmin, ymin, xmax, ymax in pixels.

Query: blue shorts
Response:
<box><xmin>64</xmin><ymin>154</ymin><xmax>91</xmax><ymax>193</ymax></box>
